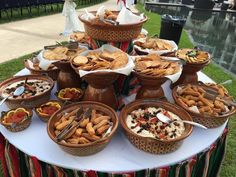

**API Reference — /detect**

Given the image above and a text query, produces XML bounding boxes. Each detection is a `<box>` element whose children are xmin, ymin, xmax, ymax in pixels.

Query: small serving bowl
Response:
<box><xmin>47</xmin><ymin>101</ymin><xmax>118</xmax><ymax>156</ymax></box>
<box><xmin>0</xmin><ymin>75</ymin><xmax>54</xmax><ymax>109</ymax></box>
<box><xmin>35</xmin><ymin>100</ymin><xmax>62</xmax><ymax>122</ymax></box>
<box><xmin>0</xmin><ymin>107</ymin><xmax>33</xmax><ymax>132</ymax></box>
<box><xmin>56</xmin><ymin>88</ymin><xmax>84</xmax><ymax>103</ymax></box>
<box><xmin>120</xmin><ymin>99</ymin><xmax>193</xmax><ymax>154</ymax></box>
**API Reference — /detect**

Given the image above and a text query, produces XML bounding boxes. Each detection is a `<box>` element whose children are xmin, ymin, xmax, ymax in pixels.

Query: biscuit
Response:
<box><xmin>134</xmin><ymin>54</ymin><xmax>180</xmax><ymax>77</ymax></box>
<box><xmin>73</xmin><ymin>56</ymin><xmax>88</xmax><ymax>66</ymax></box>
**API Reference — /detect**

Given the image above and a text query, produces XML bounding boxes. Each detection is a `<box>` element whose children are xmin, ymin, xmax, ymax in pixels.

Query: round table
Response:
<box><xmin>0</xmin><ymin>69</ymin><xmax>227</xmax><ymax>174</ymax></box>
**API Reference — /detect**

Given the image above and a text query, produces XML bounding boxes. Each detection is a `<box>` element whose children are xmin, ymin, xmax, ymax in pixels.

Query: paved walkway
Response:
<box><xmin>0</xmin><ymin>0</ymin><xmax>137</xmax><ymax>63</ymax></box>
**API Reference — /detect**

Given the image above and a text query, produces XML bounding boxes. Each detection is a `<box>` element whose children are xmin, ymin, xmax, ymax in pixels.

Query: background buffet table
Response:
<box><xmin>0</xmin><ymin>69</ymin><xmax>228</xmax><ymax>177</ymax></box>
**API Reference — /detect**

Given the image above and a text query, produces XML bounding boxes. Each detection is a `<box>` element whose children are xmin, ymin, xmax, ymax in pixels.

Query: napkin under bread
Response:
<box><xmin>116</xmin><ymin>7</ymin><xmax>144</xmax><ymax>24</ymax></box>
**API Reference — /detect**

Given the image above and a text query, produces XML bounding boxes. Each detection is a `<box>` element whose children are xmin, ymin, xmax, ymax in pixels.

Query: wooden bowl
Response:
<box><xmin>120</xmin><ymin>99</ymin><xmax>193</xmax><ymax>154</ymax></box>
<box><xmin>172</xmin><ymin>84</ymin><xmax>236</xmax><ymax>128</ymax></box>
<box><xmin>134</xmin><ymin>71</ymin><xmax>168</xmax><ymax>100</ymax></box>
<box><xmin>82</xmin><ymin>72</ymin><xmax>119</xmax><ymax>110</ymax></box>
<box><xmin>71</xmin><ymin>56</ymin><xmax>119</xmax><ymax>109</ymax></box>
<box><xmin>79</xmin><ymin>11</ymin><xmax>148</xmax><ymax>42</ymax></box>
<box><xmin>53</xmin><ymin>61</ymin><xmax>82</xmax><ymax>90</ymax></box>
<box><xmin>24</xmin><ymin>59</ymin><xmax>60</xmax><ymax>81</ymax></box>
<box><xmin>0</xmin><ymin>75</ymin><xmax>54</xmax><ymax>109</ymax></box>
<box><xmin>35</xmin><ymin>100</ymin><xmax>62</xmax><ymax>122</ymax></box>
<box><xmin>56</xmin><ymin>88</ymin><xmax>84</xmax><ymax>103</ymax></box>
<box><xmin>172</xmin><ymin>49</ymin><xmax>211</xmax><ymax>86</ymax></box>
<box><xmin>0</xmin><ymin>107</ymin><xmax>33</xmax><ymax>132</ymax></box>
<box><xmin>47</xmin><ymin>101</ymin><xmax>118</xmax><ymax>156</ymax></box>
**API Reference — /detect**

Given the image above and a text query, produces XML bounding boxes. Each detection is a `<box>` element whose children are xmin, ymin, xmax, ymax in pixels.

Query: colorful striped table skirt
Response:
<box><xmin>0</xmin><ymin>128</ymin><xmax>227</xmax><ymax>177</ymax></box>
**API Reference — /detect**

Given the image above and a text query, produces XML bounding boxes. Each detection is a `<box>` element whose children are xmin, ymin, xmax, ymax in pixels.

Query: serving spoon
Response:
<box><xmin>156</xmin><ymin>113</ymin><xmax>208</xmax><ymax>129</ymax></box>
<box><xmin>0</xmin><ymin>86</ymin><xmax>25</xmax><ymax>106</ymax></box>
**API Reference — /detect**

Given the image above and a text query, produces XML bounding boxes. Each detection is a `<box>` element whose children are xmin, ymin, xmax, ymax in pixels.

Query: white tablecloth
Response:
<box><xmin>0</xmin><ymin>69</ymin><xmax>226</xmax><ymax>173</ymax></box>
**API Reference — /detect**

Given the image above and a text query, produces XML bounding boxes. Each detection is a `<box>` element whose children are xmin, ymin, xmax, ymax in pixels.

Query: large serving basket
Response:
<box><xmin>47</xmin><ymin>101</ymin><xmax>119</xmax><ymax>156</ymax></box>
<box><xmin>79</xmin><ymin>11</ymin><xmax>148</xmax><ymax>42</ymax></box>
<box><xmin>120</xmin><ymin>100</ymin><xmax>193</xmax><ymax>154</ymax></box>
<box><xmin>172</xmin><ymin>84</ymin><xmax>236</xmax><ymax>128</ymax></box>
<box><xmin>0</xmin><ymin>75</ymin><xmax>54</xmax><ymax>109</ymax></box>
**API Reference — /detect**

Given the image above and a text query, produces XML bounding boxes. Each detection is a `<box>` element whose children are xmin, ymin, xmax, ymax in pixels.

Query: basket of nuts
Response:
<box><xmin>47</xmin><ymin>101</ymin><xmax>118</xmax><ymax>156</ymax></box>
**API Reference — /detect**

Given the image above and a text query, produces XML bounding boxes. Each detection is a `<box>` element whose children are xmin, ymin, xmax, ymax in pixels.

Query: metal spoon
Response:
<box><xmin>56</xmin><ymin>107</ymin><xmax>92</xmax><ymax>141</ymax></box>
<box><xmin>0</xmin><ymin>86</ymin><xmax>25</xmax><ymax>106</ymax></box>
<box><xmin>203</xmin><ymin>87</ymin><xmax>236</xmax><ymax>107</ymax></box>
<box><xmin>156</xmin><ymin>113</ymin><xmax>208</xmax><ymax>129</ymax></box>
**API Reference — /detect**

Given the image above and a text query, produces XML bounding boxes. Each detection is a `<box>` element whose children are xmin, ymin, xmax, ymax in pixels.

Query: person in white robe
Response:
<box><xmin>61</xmin><ymin>0</ymin><xmax>82</xmax><ymax>36</ymax></box>
<box><xmin>117</xmin><ymin>0</ymin><xmax>126</xmax><ymax>10</ymax></box>
<box><xmin>126</xmin><ymin>0</ymin><xmax>135</xmax><ymax>9</ymax></box>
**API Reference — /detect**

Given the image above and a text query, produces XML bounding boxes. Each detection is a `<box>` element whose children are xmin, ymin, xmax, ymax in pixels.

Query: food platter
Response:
<box><xmin>0</xmin><ymin>8</ymin><xmax>235</xmax><ymax>175</ymax></box>
<box><xmin>0</xmin><ymin>69</ymin><xmax>227</xmax><ymax>172</ymax></box>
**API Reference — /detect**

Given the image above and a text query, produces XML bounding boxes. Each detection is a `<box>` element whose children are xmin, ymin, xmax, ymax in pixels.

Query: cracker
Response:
<box><xmin>73</xmin><ymin>56</ymin><xmax>88</xmax><ymax>66</ymax></box>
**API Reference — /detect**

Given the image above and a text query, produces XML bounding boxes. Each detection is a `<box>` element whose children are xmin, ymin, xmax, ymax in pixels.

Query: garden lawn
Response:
<box><xmin>0</xmin><ymin>0</ymin><xmax>107</xmax><ymax>24</ymax></box>
<box><xmin>0</xmin><ymin>3</ymin><xmax>236</xmax><ymax>177</ymax></box>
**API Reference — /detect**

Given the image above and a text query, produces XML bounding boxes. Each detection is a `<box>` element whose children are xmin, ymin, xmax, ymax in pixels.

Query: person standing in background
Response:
<box><xmin>61</xmin><ymin>0</ymin><xmax>82</xmax><ymax>36</ymax></box>
<box><xmin>117</xmin><ymin>0</ymin><xmax>135</xmax><ymax>10</ymax></box>
<box><xmin>117</xmin><ymin>0</ymin><xmax>126</xmax><ymax>10</ymax></box>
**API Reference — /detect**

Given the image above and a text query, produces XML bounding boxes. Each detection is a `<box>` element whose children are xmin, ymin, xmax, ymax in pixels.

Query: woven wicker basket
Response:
<box><xmin>120</xmin><ymin>100</ymin><xmax>193</xmax><ymax>154</ymax></box>
<box><xmin>0</xmin><ymin>75</ymin><xmax>54</xmax><ymax>109</ymax></box>
<box><xmin>47</xmin><ymin>101</ymin><xmax>118</xmax><ymax>156</ymax></box>
<box><xmin>0</xmin><ymin>108</ymin><xmax>33</xmax><ymax>132</ymax></box>
<box><xmin>79</xmin><ymin>11</ymin><xmax>147</xmax><ymax>42</ymax></box>
<box><xmin>172</xmin><ymin>84</ymin><xmax>236</xmax><ymax>128</ymax></box>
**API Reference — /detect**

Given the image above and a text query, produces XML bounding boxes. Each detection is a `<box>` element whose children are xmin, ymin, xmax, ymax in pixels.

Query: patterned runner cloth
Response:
<box><xmin>0</xmin><ymin>128</ymin><xmax>227</xmax><ymax>177</ymax></box>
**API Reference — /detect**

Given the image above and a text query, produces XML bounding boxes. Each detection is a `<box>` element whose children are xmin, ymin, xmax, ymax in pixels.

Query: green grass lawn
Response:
<box><xmin>0</xmin><ymin>0</ymin><xmax>106</xmax><ymax>24</ymax></box>
<box><xmin>0</xmin><ymin>3</ymin><xmax>236</xmax><ymax>177</ymax></box>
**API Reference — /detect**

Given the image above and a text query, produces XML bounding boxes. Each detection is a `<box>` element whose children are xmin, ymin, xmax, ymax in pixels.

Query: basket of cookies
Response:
<box><xmin>120</xmin><ymin>100</ymin><xmax>193</xmax><ymax>154</ymax></box>
<box><xmin>37</xmin><ymin>44</ymin><xmax>87</xmax><ymax>70</ymax></box>
<box><xmin>133</xmin><ymin>54</ymin><xmax>182</xmax><ymax>99</ymax></box>
<box><xmin>71</xmin><ymin>44</ymin><xmax>134</xmax><ymax>76</ymax></box>
<box><xmin>172</xmin><ymin>83</ymin><xmax>236</xmax><ymax>128</ymax></box>
<box><xmin>70</xmin><ymin>44</ymin><xmax>134</xmax><ymax>109</ymax></box>
<box><xmin>79</xmin><ymin>8</ymin><xmax>147</xmax><ymax>42</ymax></box>
<box><xmin>133</xmin><ymin>38</ymin><xmax>178</xmax><ymax>55</ymax></box>
<box><xmin>47</xmin><ymin>101</ymin><xmax>118</xmax><ymax>156</ymax></box>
